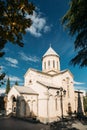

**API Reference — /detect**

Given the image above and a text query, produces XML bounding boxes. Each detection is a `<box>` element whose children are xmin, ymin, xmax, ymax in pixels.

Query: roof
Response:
<box><xmin>14</xmin><ymin>85</ymin><xmax>38</xmax><ymax>95</ymax></box>
<box><xmin>24</xmin><ymin>68</ymin><xmax>53</xmax><ymax>77</ymax></box>
<box><xmin>43</xmin><ymin>47</ymin><xmax>59</xmax><ymax>58</ymax></box>
<box><xmin>37</xmin><ymin>80</ymin><xmax>59</xmax><ymax>89</ymax></box>
<box><xmin>24</xmin><ymin>68</ymin><xmax>73</xmax><ymax>79</ymax></box>
<box><xmin>54</xmin><ymin>69</ymin><xmax>73</xmax><ymax>78</ymax></box>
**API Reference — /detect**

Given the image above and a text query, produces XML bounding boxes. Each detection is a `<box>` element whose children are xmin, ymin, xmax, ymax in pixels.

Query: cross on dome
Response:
<box><xmin>42</xmin><ymin>45</ymin><xmax>59</xmax><ymax>58</ymax></box>
<box><xmin>50</xmin><ymin>43</ymin><xmax>51</xmax><ymax>47</ymax></box>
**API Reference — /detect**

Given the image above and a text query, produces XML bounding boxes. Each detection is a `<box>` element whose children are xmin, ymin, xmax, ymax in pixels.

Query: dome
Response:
<box><xmin>42</xmin><ymin>46</ymin><xmax>59</xmax><ymax>58</ymax></box>
<box><xmin>42</xmin><ymin>46</ymin><xmax>60</xmax><ymax>74</ymax></box>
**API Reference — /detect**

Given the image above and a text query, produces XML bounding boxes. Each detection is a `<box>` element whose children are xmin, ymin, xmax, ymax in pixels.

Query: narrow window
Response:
<box><xmin>66</xmin><ymin>77</ymin><xmax>69</xmax><ymax>84</ymax></box>
<box><xmin>44</xmin><ymin>62</ymin><xmax>46</xmax><ymax>69</ymax></box>
<box><xmin>53</xmin><ymin>60</ymin><xmax>55</xmax><ymax>68</ymax></box>
<box><xmin>48</xmin><ymin>60</ymin><xmax>50</xmax><ymax>66</ymax></box>
<box><xmin>57</xmin><ymin>61</ymin><xmax>58</xmax><ymax>69</ymax></box>
<box><xmin>55</xmin><ymin>98</ymin><xmax>58</xmax><ymax>110</ymax></box>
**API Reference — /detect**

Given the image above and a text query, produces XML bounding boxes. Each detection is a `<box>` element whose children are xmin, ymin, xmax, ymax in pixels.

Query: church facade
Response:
<box><xmin>6</xmin><ymin>47</ymin><xmax>84</xmax><ymax>123</ymax></box>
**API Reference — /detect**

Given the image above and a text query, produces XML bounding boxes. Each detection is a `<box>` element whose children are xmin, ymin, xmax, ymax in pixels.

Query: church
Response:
<box><xmin>6</xmin><ymin>46</ymin><xmax>84</xmax><ymax>123</ymax></box>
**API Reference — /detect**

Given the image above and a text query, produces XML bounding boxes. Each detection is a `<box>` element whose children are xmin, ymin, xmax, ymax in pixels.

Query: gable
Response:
<box><xmin>62</xmin><ymin>69</ymin><xmax>73</xmax><ymax>79</ymax></box>
<box><xmin>24</xmin><ymin>68</ymin><xmax>52</xmax><ymax>78</ymax></box>
<box><xmin>24</xmin><ymin>68</ymin><xmax>36</xmax><ymax>78</ymax></box>
<box><xmin>8</xmin><ymin>86</ymin><xmax>20</xmax><ymax>100</ymax></box>
<box><xmin>47</xmin><ymin>70</ymin><xmax>58</xmax><ymax>75</ymax></box>
<box><xmin>54</xmin><ymin>69</ymin><xmax>73</xmax><ymax>78</ymax></box>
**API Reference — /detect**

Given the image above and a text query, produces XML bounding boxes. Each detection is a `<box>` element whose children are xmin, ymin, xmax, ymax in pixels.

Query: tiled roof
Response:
<box><xmin>14</xmin><ymin>86</ymin><xmax>38</xmax><ymax>95</ymax></box>
<box><xmin>43</xmin><ymin>47</ymin><xmax>59</xmax><ymax>57</ymax></box>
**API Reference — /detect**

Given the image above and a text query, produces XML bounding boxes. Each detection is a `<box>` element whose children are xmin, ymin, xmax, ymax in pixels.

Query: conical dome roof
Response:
<box><xmin>43</xmin><ymin>46</ymin><xmax>59</xmax><ymax>58</ymax></box>
<box><xmin>42</xmin><ymin>46</ymin><xmax>60</xmax><ymax>73</ymax></box>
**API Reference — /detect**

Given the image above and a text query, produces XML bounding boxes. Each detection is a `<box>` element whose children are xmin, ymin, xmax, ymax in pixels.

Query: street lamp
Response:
<box><xmin>56</xmin><ymin>87</ymin><xmax>66</xmax><ymax>120</ymax></box>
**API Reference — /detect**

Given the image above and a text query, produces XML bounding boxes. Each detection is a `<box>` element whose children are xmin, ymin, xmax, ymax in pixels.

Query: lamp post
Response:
<box><xmin>56</xmin><ymin>87</ymin><xmax>66</xmax><ymax>120</ymax></box>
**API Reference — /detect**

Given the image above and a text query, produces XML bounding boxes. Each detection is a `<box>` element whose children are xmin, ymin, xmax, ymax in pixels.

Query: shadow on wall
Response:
<box><xmin>15</xmin><ymin>96</ymin><xmax>37</xmax><ymax>118</ymax></box>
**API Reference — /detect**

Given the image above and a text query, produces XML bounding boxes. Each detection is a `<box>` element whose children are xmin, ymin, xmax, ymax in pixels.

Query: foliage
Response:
<box><xmin>0</xmin><ymin>0</ymin><xmax>35</xmax><ymax>85</ymax></box>
<box><xmin>83</xmin><ymin>95</ymin><xmax>87</xmax><ymax>113</ymax></box>
<box><xmin>5</xmin><ymin>77</ymin><xmax>10</xmax><ymax>94</ymax></box>
<box><xmin>0</xmin><ymin>72</ymin><xmax>5</xmax><ymax>87</ymax></box>
<box><xmin>62</xmin><ymin>0</ymin><xmax>87</xmax><ymax>67</ymax></box>
<box><xmin>0</xmin><ymin>96</ymin><xmax>5</xmax><ymax>111</ymax></box>
<box><xmin>0</xmin><ymin>0</ymin><xmax>35</xmax><ymax>57</ymax></box>
<box><xmin>15</xmin><ymin>81</ymin><xmax>19</xmax><ymax>85</ymax></box>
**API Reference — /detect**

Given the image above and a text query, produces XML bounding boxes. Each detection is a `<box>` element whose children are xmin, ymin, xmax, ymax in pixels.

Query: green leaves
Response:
<box><xmin>62</xmin><ymin>0</ymin><xmax>87</xmax><ymax>67</ymax></box>
<box><xmin>70</xmin><ymin>48</ymin><xmax>87</xmax><ymax>67</ymax></box>
<box><xmin>83</xmin><ymin>95</ymin><xmax>87</xmax><ymax>113</ymax></box>
<box><xmin>6</xmin><ymin>77</ymin><xmax>10</xmax><ymax>94</ymax></box>
<box><xmin>0</xmin><ymin>0</ymin><xmax>35</xmax><ymax>57</ymax></box>
<box><xmin>0</xmin><ymin>0</ymin><xmax>35</xmax><ymax>86</ymax></box>
<box><xmin>0</xmin><ymin>73</ymin><xmax>5</xmax><ymax>87</ymax></box>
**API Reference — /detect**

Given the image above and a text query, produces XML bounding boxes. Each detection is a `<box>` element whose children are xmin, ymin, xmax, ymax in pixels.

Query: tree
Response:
<box><xmin>62</xmin><ymin>0</ymin><xmax>87</xmax><ymax>67</ymax></box>
<box><xmin>83</xmin><ymin>95</ymin><xmax>87</xmax><ymax>115</ymax></box>
<box><xmin>0</xmin><ymin>0</ymin><xmax>35</xmax><ymax>57</ymax></box>
<box><xmin>15</xmin><ymin>81</ymin><xmax>18</xmax><ymax>85</ymax></box>
<box><xmin>0</xmin><ymin>0</ymin><xmax>35</xmax><ymax>85</ymax></box>
<box><xmin>5</xmin><ymin>77</ymin><xmax>10</xmax><ymax>94</ymax></box>
<box><xmin>0</xmin><ymin>71</ymin><xmax>5</xmax><ymax>87</ymax></box>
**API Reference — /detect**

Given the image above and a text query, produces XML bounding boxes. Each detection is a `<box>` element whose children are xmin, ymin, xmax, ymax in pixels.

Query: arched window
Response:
<box><xmin>48</xmin><ymin>60</ymin><xmax>50</xmax><ymax>66</ymax></box>
<box><xmin>44</xmin><ymin>62</ymin><xmax>46</xmax><ymax>69</ymax></box>
<box><xmin>13</xmin><ymin>96</ymin><xmax>16</xmax><ymax>102</ymax></box>
<box><xmin>66</xmin><ymin>77</ymin><xmax>69</xmax><ymax>84</ymax></box>
<box><xmin>53</xmin><ymin>60</ymin><xmax>55</xmax><ymax>68</ymax></box>
<box><xmin>11</xmin><ymin>96</ymin><xmax>17</xmax><ymax>113</ymax></box>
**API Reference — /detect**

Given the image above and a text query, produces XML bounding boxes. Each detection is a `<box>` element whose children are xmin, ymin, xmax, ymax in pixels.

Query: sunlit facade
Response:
<box><xmin>6</xmin><ymin>46</ymin><xmax>84</xmax><ymax>123</ymax></box>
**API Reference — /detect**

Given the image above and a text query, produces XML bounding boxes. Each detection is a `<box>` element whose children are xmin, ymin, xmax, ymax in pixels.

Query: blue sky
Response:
<box><xmin>0</xmin><ymin>0</ymin><xmax>87</xmax><ymax>92</ymax></box>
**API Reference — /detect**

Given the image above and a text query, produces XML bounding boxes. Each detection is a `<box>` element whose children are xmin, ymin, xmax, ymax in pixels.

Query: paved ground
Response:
<box><xmin>49</xmin><ymin>119</ymin><xmax>87</xmax><ymax>130</ymax></box>
<box><xmin>0</xmin><ymin>117</ymin><xmax>49</xmax><ymax>130</ymax></box>
<box><xmin>0</xmin><ymin>117</ymin><xmax>87</xmax><ymax>130</ymax></box>
<box><xmin>72</xmin><ymin>120</ymin><xmax>87</xmax><ymax>130</ymax></box>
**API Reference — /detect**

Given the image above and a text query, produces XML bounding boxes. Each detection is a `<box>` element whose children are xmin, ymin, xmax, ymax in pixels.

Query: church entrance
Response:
<box><xmin>11</xmin><ymin>96</ymin><xmax>17</xmax><ymax>115</ymax></box>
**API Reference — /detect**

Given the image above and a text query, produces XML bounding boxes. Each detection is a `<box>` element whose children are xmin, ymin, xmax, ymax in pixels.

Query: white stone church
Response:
<box><xmin>6</xmin><ymin>46</ymin><xmax>84</xmax><ymax>123</ymax></box>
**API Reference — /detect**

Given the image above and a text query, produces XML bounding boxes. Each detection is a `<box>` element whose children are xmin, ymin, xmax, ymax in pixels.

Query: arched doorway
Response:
<box><xmin>11</xmin><ymin>95</ymin><xmax>17</xmax><ymax>115</ymax></box>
